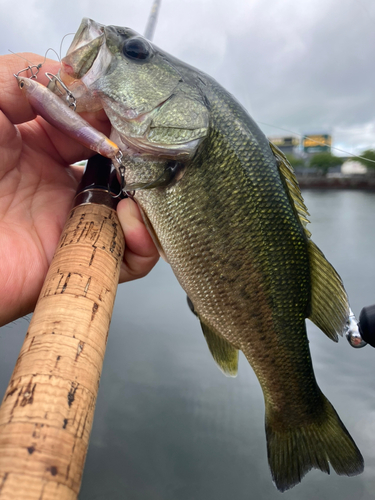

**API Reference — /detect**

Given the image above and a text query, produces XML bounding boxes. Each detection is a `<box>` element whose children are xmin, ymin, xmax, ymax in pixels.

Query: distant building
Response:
<box><xmin>341</xmin><ymin>160</ymin><xmax>367</xmax><ymax>175</ymax></box>
<box><xmin>302</xmin><ymin>134</ymin><xmax>332</xmax><ymax>154</ymax></box>
<box><xmin>268</xmin><ymin>136</ymin><xmax>300</xmax><ymax>155</ymax></box>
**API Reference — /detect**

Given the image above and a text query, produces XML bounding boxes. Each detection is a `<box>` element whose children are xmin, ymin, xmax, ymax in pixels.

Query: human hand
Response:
<box><xmin>0</xmin><ymin>53</ymin><xmax>159</xmax><ymax>326</ymax></box>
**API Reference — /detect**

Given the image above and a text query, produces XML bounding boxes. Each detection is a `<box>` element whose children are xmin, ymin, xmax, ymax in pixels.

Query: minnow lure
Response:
<box><xmin>15</xmin><ymin>74</ymin><xmax>121</xmax><ymax>164</ymax></box>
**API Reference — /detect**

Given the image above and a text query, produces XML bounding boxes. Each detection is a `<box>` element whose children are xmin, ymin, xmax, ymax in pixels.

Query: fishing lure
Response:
<box><xmin>15</xmin><ymin>72</ymin><xmax>122</xmax><ymax>165</ymax></box>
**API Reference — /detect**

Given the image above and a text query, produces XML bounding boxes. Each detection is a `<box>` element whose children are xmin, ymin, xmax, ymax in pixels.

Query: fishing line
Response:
<box><xmin>8</xmin><ymin>50</ymin><xmax>34</xmax><ymax>65</ymax></box>
<box><xmin>9</xmin><ymin>33</ymin><xmax>73</xmax><ymax>70</ymax></box>
<box><xmin>43</xmin><ymin>47</ymin><xmax>60</xmax><ymax>62</ymax></box>
<box><xmin>256</xmin><ymin>120</ymin><xmax>375</xmax><ymax>165</ymax></box>
<box><xmin>9</xmin><ymin>47</ymin><xmax>59</xmax><ymax>71</ymax></box>
<box><xmin>59</xmin><ymin>33</ymin><xmax>75</xmax><ymax>61</ymax></box>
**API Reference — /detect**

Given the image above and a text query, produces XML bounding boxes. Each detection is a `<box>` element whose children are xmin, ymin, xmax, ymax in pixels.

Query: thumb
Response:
<box><xmin>116</xmin><ymin>198</ymin><xmax>159</xmax><ymax>282</ymax></box>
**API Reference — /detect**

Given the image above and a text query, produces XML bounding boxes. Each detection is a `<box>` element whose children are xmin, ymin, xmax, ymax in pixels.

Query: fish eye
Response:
<box><xmin>122</xmin><ymin>37</ymin><xmax>151</xmax><ymax>62</ymax></box>
<box><xmin>19</xmin><ymin>80</ymin><xmax>24</xmax><ymax>89</ymax></box>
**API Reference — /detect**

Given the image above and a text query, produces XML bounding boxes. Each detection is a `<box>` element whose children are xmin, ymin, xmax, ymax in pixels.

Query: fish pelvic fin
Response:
<box><xmin>200</xmin><ymin>320</ymin><xmax>239</xmax><ymax>377</ymax></box>
<box><xmin>265</xmin><ymin>394</ymin><xmax>364</xmax><ymax>492</ymax></box>
<box><xmin>308</xmin><ymin>240</ymin><xmax>350</xmax><ymax>342</ymax></box>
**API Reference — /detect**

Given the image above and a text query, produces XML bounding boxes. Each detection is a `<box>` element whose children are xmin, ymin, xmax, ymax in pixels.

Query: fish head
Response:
<box><xmin>58</xmin><ymin>18</ymin><xmax>209</xmax><ymax>161</ymax></box>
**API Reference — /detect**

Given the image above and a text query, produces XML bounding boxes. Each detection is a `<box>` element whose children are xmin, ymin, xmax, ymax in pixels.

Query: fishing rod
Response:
<box><xmin>349</xmin><ymin>305</ymin><xmax>375</xmax><ymax>348</ymax></box>
<box><xmin>0</xmin><ymin>155</ymin><xmax>125</xmax><ymax>499</ymax></box>
<box><xmin>0</xmin><ymin>3</ymin><xmax>162</xmax><ymax>497</ymax></box>
<box><xmin>144</xmin><ymin>0</ymin><xmax>161</xmax><ymax>41</ymax></box>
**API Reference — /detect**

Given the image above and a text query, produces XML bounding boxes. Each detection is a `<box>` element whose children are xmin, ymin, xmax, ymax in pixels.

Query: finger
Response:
<box><xmin>0</xmin><ymin>109</ymin><xmax>21</xmax><ymax>172</ymax></box>
<box><xmin>0</xmin><ymin>53</ymin><xmax>60</xmax><ymax>124</ymax></box>
<box><xmin>68</xmin><ymin>162</ymin><xmax>86</xmax><ymax>183</ymax></box>
<box><xmin>117</xmin><ymin>198</ymin><xmax>159</xmax><ymax>282</ymax></box>
<box><xmin>0</xmin><ymin>53</ymin><xmax>113</xmax><ymax>165</ymax></box>
<box><xmin>1</xmin><ymin>53</ymin><xmax>110</xmax><ymax>132</ymax></box>
<box><xmin>35</xmin><ymin>116</ymin><xmax>111</xmax><ymax>166</ymax></box>
<box><xmin>36</xmin><ymin>103</ymin><xmax>111</xmax><ymax>165</ymax></box>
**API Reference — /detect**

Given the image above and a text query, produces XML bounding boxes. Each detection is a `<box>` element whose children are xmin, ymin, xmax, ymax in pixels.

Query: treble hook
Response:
<box><xmin>111</xmin><ymin>151</ymin><xmax>128</xmax><ymax>199</ymax></box>
<box><xmin>111</xmin><ymin>155</ymin><xmax>136</xmax><ymax>200</ymax></box>
<box><xmin>45</xmin><ymin>72</ymin><xmax>77</xmax><ymax>111</ymax></box>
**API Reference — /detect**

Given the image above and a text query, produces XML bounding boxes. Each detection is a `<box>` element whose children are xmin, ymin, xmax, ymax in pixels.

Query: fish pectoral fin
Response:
<box><xmin>265</xmin><ymin>393</ymin><xmax>363</xmax><ymax>492</ymax></box>
<box><xmin>200</xmin><ymin>320</ymin><xmax>239</xmax><ymax>377</ymax></box>
<box><xmin>308</xmin><ymin>240</ymin><xmax>350</xmax><ymax>341</ymax></box>
<box><xmin>126</xmin><ymin>161</ymin><xmax>185</xmax><ymax>191</ymax></box>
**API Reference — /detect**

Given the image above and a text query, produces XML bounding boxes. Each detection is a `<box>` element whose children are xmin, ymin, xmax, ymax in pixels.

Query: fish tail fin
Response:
<box><xmin>265</xmin><ymin>394</ymin><xmax>364</xmax><ymax>492</ymax></box>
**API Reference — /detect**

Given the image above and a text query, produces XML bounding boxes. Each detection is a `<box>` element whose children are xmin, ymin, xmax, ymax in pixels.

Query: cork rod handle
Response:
<box><xmin>0</xmin><ymin>198</ymin><xmax>125</xmax><ymax>499</ymax></box>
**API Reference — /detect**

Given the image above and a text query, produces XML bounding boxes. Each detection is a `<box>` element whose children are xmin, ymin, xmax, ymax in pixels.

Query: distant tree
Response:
<box><xmin>355</xmin><ymin>149</ymin><xmax>375</xmax><ymax>170</ymax></box>
<box><xmin>285</xmin><ymin>154</ymin><xmax>305</xmax><ymax>169</ymax></box>
<box><xmin>309</xmin><ymin>152</ymin><xmax>344</xmax><ymax>176</ymax></box>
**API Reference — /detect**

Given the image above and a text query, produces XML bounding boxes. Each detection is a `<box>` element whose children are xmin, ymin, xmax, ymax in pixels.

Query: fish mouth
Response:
<box><xmin>61</xmin><ymin>35</ymin><xmax>104</xmax><ymax>80</ymax></box>
<box><xmin>56</xmin><ymin>19</ymin><xmax>110</xmax><ymax>112</ymax></box>
<box><xmin>56</xmin><ymin>19</ymin><xmax>206</xmax><ymax>160</ymax></box>
<box><xmin>61</xmin><ymin>18</ymin><xmax>105</xmax><ymax>79</ymax></box>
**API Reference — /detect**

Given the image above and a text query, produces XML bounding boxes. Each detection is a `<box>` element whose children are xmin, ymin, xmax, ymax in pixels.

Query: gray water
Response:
<box><xmin>0</xmin><ymin>190</ymin><xmax>374</xmax><ymax>499</ymax></box>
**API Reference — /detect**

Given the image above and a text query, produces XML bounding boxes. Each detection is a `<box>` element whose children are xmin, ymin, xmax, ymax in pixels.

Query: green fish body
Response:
<box><xmin>57</xmin><ymin>19</ymin><xmax>364</xmax><ymax>491</ymax></box>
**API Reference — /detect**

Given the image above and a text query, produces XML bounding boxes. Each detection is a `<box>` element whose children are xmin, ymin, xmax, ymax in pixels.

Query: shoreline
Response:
<box><xmin>296</xmin><ymin>175</ymin><xmax>375</xmax><ymax>191</ymax></box>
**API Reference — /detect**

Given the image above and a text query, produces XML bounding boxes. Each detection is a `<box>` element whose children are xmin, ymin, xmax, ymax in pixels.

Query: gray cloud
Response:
<box><xmin>1</xmin><ymin>0</ymin><xmax>374</xmax><ymax>154</ymax></box>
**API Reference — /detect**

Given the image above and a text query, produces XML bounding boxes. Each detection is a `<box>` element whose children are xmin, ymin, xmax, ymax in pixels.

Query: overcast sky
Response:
<box><xmin>1</xmin><ymin>0</ymin><xmax>374</xmax><ymax>155</ymax></box>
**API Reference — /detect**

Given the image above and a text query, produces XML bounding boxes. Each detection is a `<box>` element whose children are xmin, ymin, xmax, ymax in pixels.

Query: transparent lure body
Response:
<box><xmin>16</xmin><ymin>75</ymin><xmax>120</xmax><ymax>161</ymax></box>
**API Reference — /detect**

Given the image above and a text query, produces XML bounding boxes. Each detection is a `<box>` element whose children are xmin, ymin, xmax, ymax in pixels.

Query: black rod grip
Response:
<box><xmin>358</xmin><ymin>304</ymin><xmax>375</xmax><ymax>348</ymax></box>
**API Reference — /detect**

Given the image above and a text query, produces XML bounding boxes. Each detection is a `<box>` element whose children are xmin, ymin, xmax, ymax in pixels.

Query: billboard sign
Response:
<box><xmin>269</xmin><ymin>136</ymin><xmax>300</xmax><ymax>148</ymax></box>
<box><xmin>303</xmin><ymin>134</ymin><xmax>332</xmax><ymax>153</ymax></box>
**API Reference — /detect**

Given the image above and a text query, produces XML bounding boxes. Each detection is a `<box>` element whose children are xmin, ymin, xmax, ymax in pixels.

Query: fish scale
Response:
<box><xmin>134</xmin><ymin>91</ymin><xmax>312</xmax><ymax>400</ymax></box>
<box><xmin>55</xmin><ymin>18</ymin><xmax>363</xmax><ymax>491</ymax></box>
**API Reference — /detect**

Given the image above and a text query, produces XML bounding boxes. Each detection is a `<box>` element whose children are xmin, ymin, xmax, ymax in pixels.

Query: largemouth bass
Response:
<box><xmin>55</xmin><ymin>18</ymin><xmax>364</xmax><ymax>491</ymax></box>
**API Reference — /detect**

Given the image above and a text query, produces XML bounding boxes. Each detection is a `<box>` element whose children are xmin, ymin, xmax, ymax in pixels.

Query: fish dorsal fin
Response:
<box><xmin>269</xmin><ymin>142</ymin><xmax>350</xmax><ymax>341</ymax></box>
<box><xmin>200</xmin><ymin>320</ymin><xmax>239</xmax><ymax>377</ymax></box>
<box><xmin>307</xmin><ymin>240</ymin><xmax>350</xmax><ymax>342</ymax></box>
<box><xmin>269</xmin><ymin>142</ymin><xmax>312</xmax><ymax>238</ymax></box>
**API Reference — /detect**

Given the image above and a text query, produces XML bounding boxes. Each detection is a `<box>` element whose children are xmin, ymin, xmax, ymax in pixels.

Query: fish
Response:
<box><xmin>53</xmin><ymin>18</ymin><xmax>364</xmax><ymax>491</ymax></box>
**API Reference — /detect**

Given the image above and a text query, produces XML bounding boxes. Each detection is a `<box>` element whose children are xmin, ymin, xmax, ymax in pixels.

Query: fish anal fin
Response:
<box><xmin>200</xmin><ymin>320</ymin><xmax>239</xmax><ymax>377</ymax></box>
<box><xmin>265</xmin><ymin>393</ymin><xmax>364</xmax><ymax>492</ymax></box>
<box><xmin>308</xmin><ymin>240</ymin><xmax>350</xmax><ymax>341</ymax></box>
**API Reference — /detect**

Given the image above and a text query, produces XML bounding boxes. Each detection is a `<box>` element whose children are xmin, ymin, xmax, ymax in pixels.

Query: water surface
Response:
<box><xmin>1</xmin><ymin>190</ymin><xmax>374</xmax><ymax>499</ymax></box>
